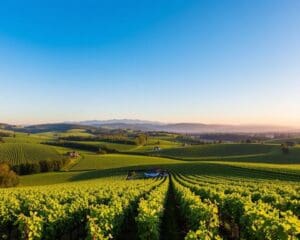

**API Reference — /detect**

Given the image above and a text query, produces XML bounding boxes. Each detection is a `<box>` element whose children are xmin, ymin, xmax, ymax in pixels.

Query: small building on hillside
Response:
<box><xmin>144</xmin><ymin>168</ymin><xmax>168</xmax><ymax>178</ymax></box>
<box><xmin>67</xmin><ymin>151</ymin><xmax>79</xmax><ymax>158</ymax></box>
<box><xmin>144</xmin><ymin>172</ymin><xmax>160</xmax><ymax>178</ymax></box>
<box><xmin>153</xmin><ymin>146</ymin><xmax>161</xmax><ymax>151</ymax></box>
<box><xmin>126</xmin><ymin>168</ymin><xmax>168</xmax><ymax>180</ymax></box>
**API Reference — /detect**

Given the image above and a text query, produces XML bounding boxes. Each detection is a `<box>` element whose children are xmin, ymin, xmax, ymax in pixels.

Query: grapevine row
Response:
<box><xmin>174</xmin><ymin>173</ymin><xmax>300</xmax><ymax>239</ymax></box>
<box><xmin>135</xmin><ymin>177</ymin><xmax>169</xmax><ymax>240</ymax></box>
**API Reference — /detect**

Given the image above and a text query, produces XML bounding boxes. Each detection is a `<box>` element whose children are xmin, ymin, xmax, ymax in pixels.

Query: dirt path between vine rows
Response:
<box><xmin>160</xmin><ymin>180</ymin><xmax>185</xmax><ymax>240</ymax></box>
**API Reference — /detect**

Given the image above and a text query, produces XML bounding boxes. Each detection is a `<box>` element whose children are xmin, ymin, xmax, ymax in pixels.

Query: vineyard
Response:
<box><xmin>0</xmin><ymin>172</ymin><xmax>299</xmax><ymax>240</ymax></box>
<box><xmin>171</xmin><ymin>173</ymin><xmax>300</xmax><ymax>239</ymax></box>
<box><xmin>1</xmin><ymin>130</ymin><xmax>300</xmax><ymax>239</ymax></box>
<box><xmin>0</xmin><ymin>143</ymin><xmax>62</xmax><ymax>165</ymax></box>
<box><xmin>1</xmin><ymin>0</ymin><xmax>300</xmax><ymax>238</ymax></box>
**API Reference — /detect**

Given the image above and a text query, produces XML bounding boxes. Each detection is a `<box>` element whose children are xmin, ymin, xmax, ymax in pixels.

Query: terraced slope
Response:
<box><xmin>154</xmin><ymin>143</ymin><xmax>275</xmax><ymax>158</ymax></box>
<box><xmin>0</xmin><ymin>143</ymin><xmax>62</xmax><ymax>165</ymax></box>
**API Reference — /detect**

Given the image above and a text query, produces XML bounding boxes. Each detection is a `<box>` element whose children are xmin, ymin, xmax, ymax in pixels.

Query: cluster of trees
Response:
<box><xmin>97</xmin><ymin>145</ymin><xmax>119</xmax><ymax>154</ymax></box>
<box><xmin>45</xmin><ymin>141</ymin><xmax>100</xmax><ymax>152</ymax></box>
<box><xmin>135</xmin><ymin>134</ymin><xmax>148</xmax><ymax>145</ymax></box>
<box><xmin>281</xmin><ymin>143</ymin><xmax>290</xmax><ymax>154</ymax></box>
<box><xmin>280</xmin><ymin>141</ymin><xmax>297</xmax><ymax>154</ymax></box>
<box><xmin>59</xmin><ymin>136</ymin><xmax>137</xmax><ymax>145</ymax></box>
<box><xmin>0</xmin><ymin>162</ymin><xmax>19</xmax><ymax>187</ymax></box>
<box><xmin>147</xmin><ymin>131</ymin><xmax>170</xmax><ymax>137</ymax></box>
<box><xmin>58</xmin><ymin>131</ymin><xmax>154</xmax><ymax>147</ymax></box>
<box><xmin>0</xmin><ymin>132</ymin><xmax>11</xmax><ymax>137</ymax></box>
<box><xmin>175</xmin><ymin>135</ymin><xmax>207</xmax><ymax>145</ymax></box>
<box><xmin>0</xmin><ymin>132</ymin><xmax>11</xmax><ymax>143</ymax></box>
<box><xmin>11</xmin><ymin>158</ymin><xmax>70</xmax><ymax>175</ymax></box>
<box><xmin>194</xmin><ymin>133</ymin><xmax>270</xmax><ymax>143</ymax></box>
<box><xmin>45</xmin><ymin>141</ymin><xmax>119</xmax><ymax>154</ymax></box>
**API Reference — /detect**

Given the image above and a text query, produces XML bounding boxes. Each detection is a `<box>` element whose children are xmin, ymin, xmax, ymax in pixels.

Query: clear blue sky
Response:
<box><xmin>0</xmin><ymin>0</ymin><xmax>299</xmax><ymax>126</ymax></box>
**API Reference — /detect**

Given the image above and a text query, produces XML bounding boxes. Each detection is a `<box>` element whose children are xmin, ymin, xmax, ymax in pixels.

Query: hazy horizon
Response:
<box><xmin>2</xmin><ymin>118</ymin><xmax>300</xmax><ymax>130</ymax></box>
<box><xmin>1</xmin><ymin>1</ymin><xmax>299</xmax><ymax>127</ymax></box>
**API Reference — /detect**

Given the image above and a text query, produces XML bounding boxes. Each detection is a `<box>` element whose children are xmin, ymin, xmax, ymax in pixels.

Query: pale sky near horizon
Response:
<box><xmin>0</xmin><ymin>1</ymin><xmax>300</xmax><ymax>127</ymax></box>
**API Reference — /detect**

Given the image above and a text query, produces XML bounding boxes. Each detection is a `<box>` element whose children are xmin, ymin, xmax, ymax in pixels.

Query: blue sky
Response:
<box><xmin>0</xmin><ymin>0</ymin><xmax>299</xmax><ymax>126</ymax></box>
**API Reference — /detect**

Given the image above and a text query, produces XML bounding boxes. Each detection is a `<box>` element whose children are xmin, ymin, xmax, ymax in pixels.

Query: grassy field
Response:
<box><xmin>213</xmin><ymin>161</ymin><xmax>300</xmax><ymax>175</ymax></box>
<box><xmin>60</xmin><ymin>138</ymin><xmax>181</xmax><ymax>153</ymax></box>
<box><xmin>3</xmin><ymin>132</ymin><xmax>51</xmax><ymax>144</ymax></box>
<box><xmin>151</xmin><ymin>143</ymin><xmax>300</xmax><ymax>163</ymax></box>
<box><xmin>69</xmin><ymin>140</ymin><xmax>138</xmax><ymax>152</ymax></box>
<box><xmin>70</xmin><ymin>153</ymin><xmax>181</xmax><ymax>171</ymax></box>
<box><xmin>56</xmin><ymin>128</ymin><xmax>95</xmax><ymax>137</ymax></box>
<box><xmin>152</xmin><ymin>143</ymin><xmax>275</xmax><ymax>158</ymax></box>
<box><xmin>0</xmin><ymin>131</ymin><xmax>298</xmax><ymax>186</ymax></box>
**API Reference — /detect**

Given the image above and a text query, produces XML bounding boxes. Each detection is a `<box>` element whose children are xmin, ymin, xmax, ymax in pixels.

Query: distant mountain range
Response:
<box><xmin>73</xmin><ymin>120</ymin><xmax>298</xmax><ymax>133</ymax></box>
<box><xmin>73</xmin><ymin>119</ymin><xmax>163</xmax><ymax>126</ymax></box>
<box><xmin>1</xmin><ymin>120</ymin><xmax>298</xmax><ymax>134</ymax></box>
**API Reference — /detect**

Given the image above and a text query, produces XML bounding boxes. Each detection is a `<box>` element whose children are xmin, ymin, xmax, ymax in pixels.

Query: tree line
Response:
<box><xmin>0</xmin><ymin>157</ymin><xmax>71</xmax><ymax>188</ymax></box>
<box><xmin>11</xmin><ymin>158</ymin><xmax>71</xmax><ymax>175</ymax></box>
<box><xmin>44</xmin><ymin>141</ymin><xmax>119</xmax><ymax>153</ymax></box>
<box><xmin>58</xmin><ymin>135</ymin><xmax>141</xmax><ymax>145</ymax></box>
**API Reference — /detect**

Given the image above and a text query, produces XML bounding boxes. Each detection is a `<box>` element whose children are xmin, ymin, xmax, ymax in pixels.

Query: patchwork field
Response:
<box><xmin>153</xmin><ymin>143</ymin><xmax>275</xmax><ymax>157</ymax></box>
<box><xmin>0</xmin><ymin>129</ymin><xmax>300</xmax><ymax>239</ymax></box>
<box><xmin>0</xmin><ymin>143</ymin><xmax>62</xmax><ymax>165</ymax></box>
<box><xmin>70</xmin><ymin>153</ymin><xmax>181</xmax><ymax>171</ymax></box>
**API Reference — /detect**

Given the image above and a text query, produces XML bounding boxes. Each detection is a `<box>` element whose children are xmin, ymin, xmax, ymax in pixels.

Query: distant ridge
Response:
<box><xmin>73</xmin><ymin>119</ymin><xmax>298</xmax><ymax>133</ymax></box>
<box><xmin>75</xmin><ymin>119</ymin><xmax>163</xmax><ymax>126</ymax></box>
<box><xmin>1</xmin><ymin>120</ymin><xmax>298</xmax><ymax>134</ymax></box>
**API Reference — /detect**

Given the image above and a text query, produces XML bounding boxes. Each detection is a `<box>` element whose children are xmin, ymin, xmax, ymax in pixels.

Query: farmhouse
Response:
<box><xmin>153</xmin><ymin>146</ymin><xmax>161</xmax><ymax>151</ymax></box>
<box><xmin>144</xmin><ymin>171</ymin><xmax>160</xmax><ymax>178</ymax></box>
<box><xmin>67</xmin><ymin>151</ymin><xmax>79</xmax><ymax>158</ymax></box>
<box><xmin>126</xmin><ymin>168</ymin><xmax>168</xmax><ymax>180</ymax></box>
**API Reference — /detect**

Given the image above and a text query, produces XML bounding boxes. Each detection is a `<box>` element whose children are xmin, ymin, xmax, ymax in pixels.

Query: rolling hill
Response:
<box><xmin>1</xmin><ymin>121</ymin><xmax>299</xmax><ymax>134</ymax></box>
<box><xmin>75</xmin><ymin>120</ymin><xmax>299</xmax><ymax>133</ymax></box>
<box><xmin>0</xmin><ymin>143</ymin><xmax>62</xmax><ymax>165</ymax></box>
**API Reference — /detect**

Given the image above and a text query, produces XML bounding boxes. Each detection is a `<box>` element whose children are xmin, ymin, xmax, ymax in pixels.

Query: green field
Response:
<box><xmin>0</xmin><ymin>131</ymin><xmax>299</xmax><ymax>184</ymax></box>
<box><xmin>1</xmin><ymin>130</ymin><xmax>300</xmax><ymax>239</ymax></box>
<box><xmin>153</xmin><ymin>143</ymin><xmax>274</xmax><ymax>157</ymax></box>
<box><xmin>152</xmin><ymin>143</ymin><xmax>300</xmax><ymax>163</ymax></box>
<box><xmin>267</xmin><ymin>137</ymin><xmax>300</xmax><ymax>144</ymax></box>
<box><xmin>70</xmin><ymin>153</ymin><xmax>181</xmax><ymax>171</ymax></box>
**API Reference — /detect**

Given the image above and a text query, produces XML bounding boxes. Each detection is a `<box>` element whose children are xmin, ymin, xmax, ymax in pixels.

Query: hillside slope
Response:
<box><xmin>0</xmin><ymin>143</ymin><xmax>62</xmax><ymax>165</ymax></box>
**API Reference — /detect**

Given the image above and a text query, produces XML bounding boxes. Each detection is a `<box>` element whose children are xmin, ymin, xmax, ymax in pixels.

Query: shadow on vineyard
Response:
<box><xmin>160</xmin><ymin>180</ymin><xmax>185</xmax><ymax>240</ymax></box>
<box><xmin>117</xmin><ymin>208</ymin><xmax>138</xmax><ymax>240</ymax></box>
<box><xmin>66</xmin><ymin>162</ymin><xmax>300</xmax><ymax>185</ymax></box>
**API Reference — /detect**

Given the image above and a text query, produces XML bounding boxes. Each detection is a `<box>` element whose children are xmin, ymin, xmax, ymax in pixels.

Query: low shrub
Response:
<box><xmin>0</xmin><ymin>162</ymin><xmax>19</xmax><ymax>187</ymax></box>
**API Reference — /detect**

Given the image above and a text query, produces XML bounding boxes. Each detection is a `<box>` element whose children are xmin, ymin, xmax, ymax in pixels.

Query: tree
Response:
<box><xmin>281</xmin><ymin>144</ymin><xmax>289</xmax><ymax>154</ymax></box>
<box><xmin>0</xmin><ymin>162</ymin><xmax>19</xmax><ymax>187</ymax></box>
<box><xmin>39</xmin><ymin>160</ymin><xmax>49</xmax><ymax>172</ymax></box>
<box><xmin>135</xmin><ymin>134</ymin><xmax>148</xmax><ymax>146</ymax></box>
